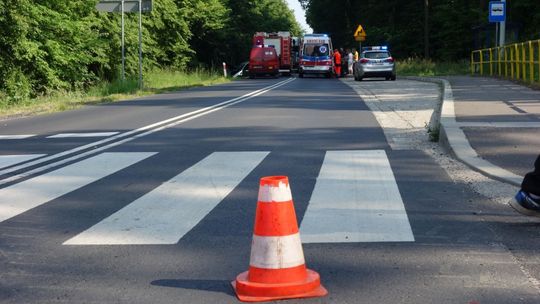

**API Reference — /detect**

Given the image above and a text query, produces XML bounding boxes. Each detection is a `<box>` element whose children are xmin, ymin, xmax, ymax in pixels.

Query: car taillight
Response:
<box><xmin>359</xmin><ymin>58</ymin><xmax>369</xmax><ymax>64</ymax></box>
<box><xmin>386</xmin><ymin>57</ymin><xmax>394</xmax><ymax>63</ymax></box>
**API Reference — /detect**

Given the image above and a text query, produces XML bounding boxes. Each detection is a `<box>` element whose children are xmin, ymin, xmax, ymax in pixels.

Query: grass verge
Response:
<box><xmin>397</xmin><ymin>58</ymin><xmax>469</xmax><ymax>76</ymax></box>
<box><xmin>0</xmin><ymin>69</ymin><xmax>229</xmax><ymax>119</ymax></box>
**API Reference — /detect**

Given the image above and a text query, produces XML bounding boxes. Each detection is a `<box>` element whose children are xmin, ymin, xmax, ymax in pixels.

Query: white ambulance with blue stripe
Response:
<box><xmin>298</xmin><ymin>34</ymin><xmax>334</xmax><ymax>78</ymax></box>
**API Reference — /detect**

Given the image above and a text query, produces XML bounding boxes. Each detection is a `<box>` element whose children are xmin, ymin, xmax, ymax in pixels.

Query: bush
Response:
<box><xmin>397</xmin><ymin>58</ymin><xmax>468</xmax><ymax>76</ymax></box>
<box><xmin>4</xmin><ymin>68</ymin><xmax>32</xmax><ymax>104</ymax></box>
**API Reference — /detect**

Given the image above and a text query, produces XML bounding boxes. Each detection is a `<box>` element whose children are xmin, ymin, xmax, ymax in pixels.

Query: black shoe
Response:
<box><xmin>509</xmin><ymin>190</ymin><xmax>540</xmax><ymax>217</ymax></box>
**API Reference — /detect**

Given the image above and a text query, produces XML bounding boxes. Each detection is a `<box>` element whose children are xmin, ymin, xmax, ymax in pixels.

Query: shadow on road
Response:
<box><xmin>150</xmin><ymin>279</ymin><xmax>235</xmax><ymax>296</ymax></box>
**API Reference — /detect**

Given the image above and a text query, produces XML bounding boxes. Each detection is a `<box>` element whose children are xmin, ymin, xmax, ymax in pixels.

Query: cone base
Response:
<box><xmin>231</xmin><ymin>269</ymin><xmax>328</xmax><ymax>302</ymax></box>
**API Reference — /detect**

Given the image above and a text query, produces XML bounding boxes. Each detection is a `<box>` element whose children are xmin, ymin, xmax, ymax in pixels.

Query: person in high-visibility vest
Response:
<box><xmin>334</xmin><ymin>49</ymin><xmax>342</xmax><ymax>77</ymax></box>
<box><xmin>353</xmin><ymin>48</ymin><xmax>359</xmax><ymax>62</ymax></box>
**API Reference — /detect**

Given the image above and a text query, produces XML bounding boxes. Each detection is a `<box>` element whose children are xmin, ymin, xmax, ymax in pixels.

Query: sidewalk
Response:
<box><xmin>440</xmin><ymin>76</ymin><xmax>540</xmax><ymax>185</ymax></box>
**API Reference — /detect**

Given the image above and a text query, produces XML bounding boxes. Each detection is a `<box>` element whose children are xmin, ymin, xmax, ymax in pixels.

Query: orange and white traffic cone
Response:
<box><xmin>232</xmin><ymin>176</ymin><xmax>328</xmax><ymax>302</ymax></box>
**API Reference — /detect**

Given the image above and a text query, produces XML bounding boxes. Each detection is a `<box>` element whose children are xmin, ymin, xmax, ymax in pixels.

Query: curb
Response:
<box><xmin>403</xmin><ymin>76</ymin><xmax>522</xmax><ymax>187</ymax></box>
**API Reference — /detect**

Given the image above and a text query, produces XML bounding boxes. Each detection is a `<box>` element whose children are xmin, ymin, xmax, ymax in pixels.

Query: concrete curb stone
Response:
<box><xmin>403</xmin><ymin>76</ymin><xmax>522</xmax><ymax>187</ymax></box>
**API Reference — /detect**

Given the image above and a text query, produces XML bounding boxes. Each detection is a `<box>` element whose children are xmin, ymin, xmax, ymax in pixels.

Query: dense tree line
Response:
<box><xmin>0</xmin><ymin>0</ymin><xmax>301</xmax><ymax>100</ymax></box>
<box><xmin>299</xmin><ymin>0</ymin><xmax>540</xmax><ymax>60</ymax></box>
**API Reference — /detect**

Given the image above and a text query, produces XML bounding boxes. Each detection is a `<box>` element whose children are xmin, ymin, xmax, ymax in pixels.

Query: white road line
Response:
<box><xmin>0</xmin><ymin>155</ymin><xmax>46</xmax><ymax>169</ymax></box>
<box><xmin>0</xmin><ymin>152</ymin><xmax>155</xmax><ymax>223</ymax></box>
<box><xmin>0</xmin><ymin>135</ymin><xmax>35</xmax><ymax>140</ymax></box>
<box><xmin>47</xmin><ymin>132</ymin><xmax>120</xmax><ymax>139</ymax></box>
<box><xmin>300</xmin><ymin>150</ymin><xmax>415</xmax><ymax>243</ymax></box>
<box><xmin>0</xmin><ymin>78</ymin><xmax>294</xmax><ymax>184</ymax></box>
<box><xmin>64</xmin><ymin>151</ymin><xmax>269</xmax><ymax>245</ymax></box>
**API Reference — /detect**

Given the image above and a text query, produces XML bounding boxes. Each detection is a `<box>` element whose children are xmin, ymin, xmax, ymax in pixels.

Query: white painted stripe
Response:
<box><xmin>250</xmin><ymin>233</ymin><xmax>305</xmax><ymax>269</ymax></box>
<box><xmin>258</xmin><ymin>182</ymin><xmax>292</xmax><ymax>203</ymax></box>
<box><xmin>0</xmin><ymin>135</ymin><xmax>35</xmax><ymax>140</ymax></box>
<box><xmin>64</xmin><ymin>151</ymin><xmax>269</xmax><ymax>245</ymax></box>
<box><xmin>300</xmin><ymin>150</ymin><xmax>415</xmax><ymax>243</ymax></box>
<box><xmin>47</xmin><ymin>132</ymin><xmax>119</xmax><ymax>139</ymax></box>
<box><xmin>0</xmin><ymin>155</ymin><xmax>46</xmax><ymax>169</ymax></box>
<box><xmin>0</xmin><ymin>152</ymin><xmax>155</xmax><ymax>223</ymax></box>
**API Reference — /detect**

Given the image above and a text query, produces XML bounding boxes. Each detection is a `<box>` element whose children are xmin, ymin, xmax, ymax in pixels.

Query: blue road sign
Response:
<box><xmin>489</xmin><ymin>1</ymin><xmax>506</xmax><ymax>23</ymax></box>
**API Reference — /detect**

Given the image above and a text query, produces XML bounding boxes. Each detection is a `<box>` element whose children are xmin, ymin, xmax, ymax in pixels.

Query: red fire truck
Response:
<box><xmin>252</xmin><ymin>32</ymin><xmax>293</xmax><ymax>76</ymax></box>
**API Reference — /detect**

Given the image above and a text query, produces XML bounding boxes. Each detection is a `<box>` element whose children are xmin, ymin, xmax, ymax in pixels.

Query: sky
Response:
<box><xmin>285</xmin><ymin>0</ymin><xmax>313</xmax><ymax>33</ymax></box>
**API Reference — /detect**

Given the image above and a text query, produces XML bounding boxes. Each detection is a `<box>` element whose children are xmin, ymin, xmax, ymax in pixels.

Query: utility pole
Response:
<box><xmin>424</xmin><ymin>0</ymin><xmax>429</xmax><ymax>58</ymax></box>
<box><xmin>121</xmin><ymin>0</ymin><xmax>125</xmax><ymax>81</ymax></box>
<box><xmin>138</xmin><ymin>0</ymin><xmax>143</xmax><ymax>89</ymax></box>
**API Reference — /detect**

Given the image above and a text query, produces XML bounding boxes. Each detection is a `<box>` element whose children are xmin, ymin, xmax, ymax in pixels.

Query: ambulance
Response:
<box><xmin>298</xmin><ymin>34</ymin><xmax>334</xmax><ymax>78</ymax></box>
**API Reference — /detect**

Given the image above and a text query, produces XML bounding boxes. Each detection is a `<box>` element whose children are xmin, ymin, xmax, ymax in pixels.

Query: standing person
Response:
<box><xmin>347</xmin><ymin>49</ymin><xmax>354</xmax><ymax>75</ymax></box>
<box><xmin>353</xmin><ymin>48</ymin><xmax>359</xmax><ymax>63</ymax></box>
<box><xmin>339</xmin><ymin>48</ymin><xmax>347</xmax><ymax>76</ymax></box>
<box><xmin>334</xmin><ymin>49</ymin><xmax>342</xmax><ymax>78</ymax></box>
<box><xmin>510</xmin><ymin>155</ymin><xmax>540</xmax><ymax>217</ymax></box>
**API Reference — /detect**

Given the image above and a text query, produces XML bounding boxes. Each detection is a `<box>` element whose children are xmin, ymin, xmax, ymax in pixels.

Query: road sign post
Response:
<box><xmin>489</xmin><ymin>1</ymin><xmax>506</xmax><ymax>47</ymax></box>
<box><xmin>96</xmin><ymin>0</ymin><xmax>152</xmax><ymax>88</ymax></box>
<box><xmin>353</xmin><ymin>25</ymin><xmax>367</xmax><ymax>54</ymax></box>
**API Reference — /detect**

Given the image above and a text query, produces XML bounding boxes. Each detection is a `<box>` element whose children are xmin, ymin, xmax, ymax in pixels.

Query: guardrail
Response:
<box><xmin>471</xmin><ymin>39</ymin><xmax>540</xmax><ymax>83</ymax></box>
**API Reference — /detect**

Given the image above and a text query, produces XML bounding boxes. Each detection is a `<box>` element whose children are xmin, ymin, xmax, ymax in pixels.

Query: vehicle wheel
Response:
<box><xmin>391</xmin><ymin>75</ymin><xmax>396</xmax><ymax>81</ymax></box>
<box><xmin>386</xmin><ymin>76</ymin><xmax>391</xmax><ymax>81</ymax></box>
<box><xmin>325</xmin><ymin>73</ymin><xmax>331</xmax><ymax>78</ymax></box>
<box><xmin>299</xmin><ymin>73</ymin><xmax>304</xmax><ymax>78</ymax></box>
<box><xmin>358</xmin><ymin>77</ymin><xmax>363</xmax><ymax>81</ymax></box>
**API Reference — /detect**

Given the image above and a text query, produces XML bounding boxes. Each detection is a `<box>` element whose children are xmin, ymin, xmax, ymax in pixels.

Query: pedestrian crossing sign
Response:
<box><xmin>354</xmin><ymin>24</ymin><xmax>367</xmax><ymax>42</ymax></box>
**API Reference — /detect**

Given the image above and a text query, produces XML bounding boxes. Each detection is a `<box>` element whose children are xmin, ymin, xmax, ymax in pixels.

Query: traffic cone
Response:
<box><xmin>232</xmin><ymin>176</ymin><xmax>328</xmax><ymax>302</ymax></box>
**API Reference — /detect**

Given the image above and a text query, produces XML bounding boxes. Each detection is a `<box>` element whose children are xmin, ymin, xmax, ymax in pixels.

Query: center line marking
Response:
<box><xmin>47</xmin><ymin>132</ymin><xmax>120</xmax><ymax>138</ymax></box>
<box><xmin>0</xmin><ymin>78</ymin><xmax>294</xmax><ymax>185</ymax></box>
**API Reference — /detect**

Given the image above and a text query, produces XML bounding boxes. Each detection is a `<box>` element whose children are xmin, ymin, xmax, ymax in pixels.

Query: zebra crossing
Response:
<box><xmin>0</xmin><ymin>150</ymin><xmax>414</xmax><ymax>245</ymax></box>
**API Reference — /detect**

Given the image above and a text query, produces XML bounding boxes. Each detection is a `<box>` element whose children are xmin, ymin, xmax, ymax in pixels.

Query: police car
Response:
<box><xmin>353</xmin><ymin>46</ymin><xmax>396</xmax><ymax>81</ymax></box>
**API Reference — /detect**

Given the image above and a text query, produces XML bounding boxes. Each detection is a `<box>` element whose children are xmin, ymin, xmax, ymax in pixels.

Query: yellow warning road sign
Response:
<box><xmin>354</xmin><ymin>24</ymin><xmax>366</xmax><ymax>41</ymax></box>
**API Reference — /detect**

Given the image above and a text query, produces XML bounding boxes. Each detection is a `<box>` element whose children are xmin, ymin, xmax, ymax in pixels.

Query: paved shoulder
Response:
<box><xmin>447</xmin><ymin>76</ymin><xmax>540</xmax><ymax>177</ymax></box>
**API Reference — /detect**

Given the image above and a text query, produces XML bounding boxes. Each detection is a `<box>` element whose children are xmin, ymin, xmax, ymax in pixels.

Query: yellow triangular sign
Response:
<box><xmin>354</xmin><ymin>25</ymin><xmax>366</xmax><ymax>38</ymax></box>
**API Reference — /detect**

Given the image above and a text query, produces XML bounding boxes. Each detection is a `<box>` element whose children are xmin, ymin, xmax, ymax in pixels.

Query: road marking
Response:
<box><xmin>0</xmin><ymin>78</ymin><xmax>294</xmax><ymax>185</ymax></box>
<box><xmin>0</xmin><ymin>155</ymin><xmax>46</xmax><ymax>169</ymax></box>
<box><xmin>0</xmin><ymin>135</ymin><xmax>35</xmax><ymax>140</ymax></box>
<box><xmin>0</xmin><ymin>152</ymin><xmax>155</xmax><ymax>223</ymax></box>
<box><xmin>300</xmin><ymin>150</ymin><xmax>415</xmax><ymax>243</ymax></box>
<box><xmin>64</xmin><ymin>151</ymin><xmax>269</xmax><ymax>245</ymax></box>
<box><xmin>47</xmin><ymin>132</ymin><xmax>120</xmax><ymax>138</ymax></box>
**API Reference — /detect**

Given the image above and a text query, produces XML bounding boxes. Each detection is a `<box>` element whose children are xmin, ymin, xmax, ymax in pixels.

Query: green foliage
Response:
<box><xmin>300</xmin><ymin>0</ymin><xmax>540</xmax><ymax>60</ymax></box>
<box><xmin>223</xmin><ymin>0</ymin><xmax>302</xmax><ymax>64</ymax></box>
<box><xmin>397</xmin><ymin>59</ymin><xmax>469</xmax><ymax>76</ymax></box>
<box><xmin>0</xmin><ymin>68</ymin><xmax>229</xmax><ymax>118</ymax></box>
<box><xmin>0</xmin><ymin>0</ymin><xmax>301</xmax><ymax>104</ymax></box>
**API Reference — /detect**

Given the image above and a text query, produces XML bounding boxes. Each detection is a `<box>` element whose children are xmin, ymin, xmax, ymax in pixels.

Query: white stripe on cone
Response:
<box><xmin>258</xmin><ymin>182</ymin><xmax>292</xmax><ymax>203</ymax></box>
<box><xmin>250</xmin><ymin>233</ymin><xmax>305</xmax><ymax>269</ymax></box>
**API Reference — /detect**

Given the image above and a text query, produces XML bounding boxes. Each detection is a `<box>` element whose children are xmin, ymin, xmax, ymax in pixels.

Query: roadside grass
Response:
<box><xmin>397</xmin><ymin>58</ymin><xmax>469</xmax><ymax>76</ymax></box>
<box><xmin>0</xmin><ymin>69</ymin><xmax>229</xmax><ymax>119</ymax></box>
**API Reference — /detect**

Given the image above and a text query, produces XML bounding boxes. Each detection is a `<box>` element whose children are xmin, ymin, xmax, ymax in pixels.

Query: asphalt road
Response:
<box><xmin>0</xmin><ymin>77</ymin><xmax>539</xmax><ymax>303</ymax></box>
